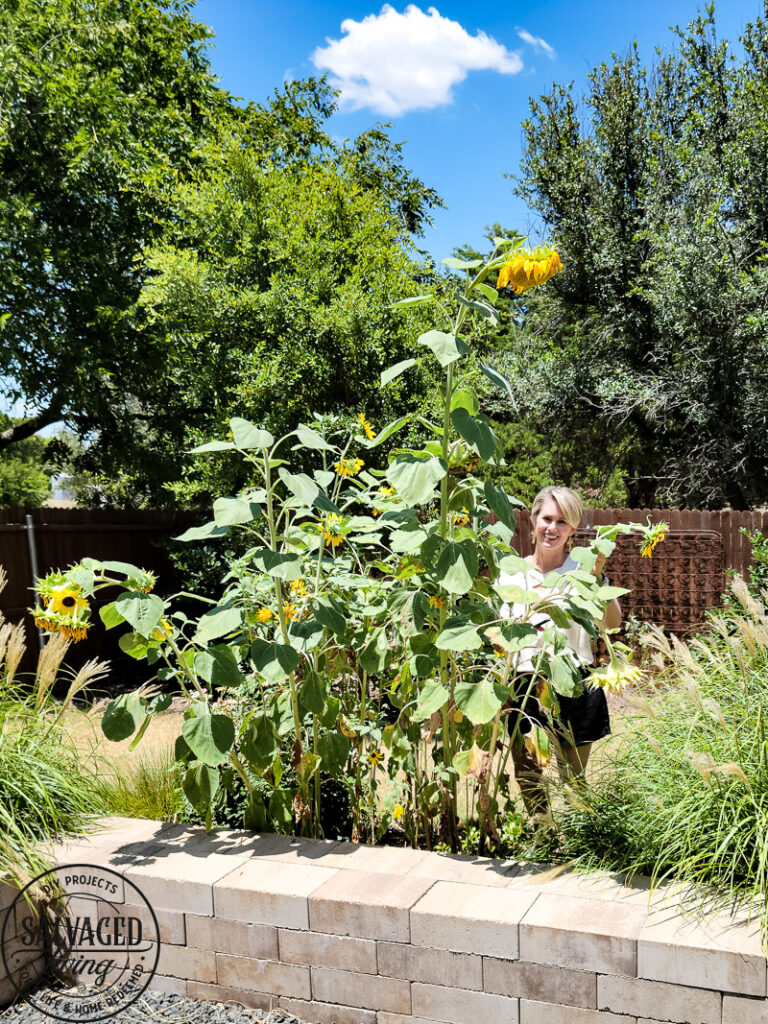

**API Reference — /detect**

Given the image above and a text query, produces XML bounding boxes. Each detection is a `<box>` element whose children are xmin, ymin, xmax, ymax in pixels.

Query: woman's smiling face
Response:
<box><xmin>533</xmin><ymin>497</ymin><xmax>575</xmax><ymax>558</ymax></box>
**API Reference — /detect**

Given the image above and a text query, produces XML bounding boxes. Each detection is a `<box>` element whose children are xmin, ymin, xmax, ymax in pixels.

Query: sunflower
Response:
<box><xmin>290</xmin><ymin>579</ymin><xmax>308</xmax><ymax>598</ymax></box>
<box><xmin>358</xmin><ymin>412</ymin><xmax>375</xmax><ymax>441</ymax></box>
<box><xmin>640</xmin><ymin>521</ymin><xmax>669</xmax><ymax>558</ymax></box>
<box><xmin>368</xmin><ymin>750</ymin><xmax>385</xmax><ymax>767</ymax></box>
<box><xmin>497</xmin><ymin>247</ymin><xmax>563</xmax><ymax>293</ymax></box>
<box><xmin>33</xmin><ymin>608</ymin><xmax>89</xmax><ymax>643</ymax></box>
<box><xmin>372</xmin><ymin>484</ymin><xmax>396</xmax><ymax>517</ymax></box>
<box><xmin>151</xmin><ymin>619</ymin><xmax>174</xmax><ymax>644</ymax></box>
<box><xmin>453</xmin><ymin>507</ymin><xmax>471</xmax><ymax>527</ymax></box>
<box><xmin>334</xmin><ymin>457</ymin><xmax>364</xmax><ymax>478</ymax></box>
<box><xmin>256</xmin><ymin>606</ymin><xmax>274</xmax><ymax>623</ymax></box>
<box><xmin>585</xmin><ymin>659</ymin><xmax>642</xmax><ymax>695</ymax></box>
<box><xmin>317</xmin><ymin>513</ymin><xmax>345</xmax><ymax>548</ymax></box>
<box><xmin>393</xmin><ymin>804</ymin><xmax>404</xmax><ymax>821</ymax></box>
<box><xmin>428</xmin><ymin>595</ymin><xmax>445</xmax><ymax>609</ymax></box>
<box><xmin>283</xmin><ymin>600</ymin><xmax>299</xmax><ymax>622</ymax></box>
<box><xmin>47</xmin><ymin>584</ymin><xmax>89</xmax><ymax>618</ymax></box>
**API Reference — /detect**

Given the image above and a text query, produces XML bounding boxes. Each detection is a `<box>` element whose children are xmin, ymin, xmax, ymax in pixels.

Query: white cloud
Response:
<box><xmin>311</xmin><ymin>5</ymin><xmax>523</xmax><ymax>116</ymax></box>
<box><xmin>517</xmin><ymin>28</ymin><xmax>556</xmax><ymax>60</ymax></box>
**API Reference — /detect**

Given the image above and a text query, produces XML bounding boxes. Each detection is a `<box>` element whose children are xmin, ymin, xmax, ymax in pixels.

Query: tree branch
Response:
<box><xmin>0</xmin><ymin>400</ymin><xmax>64</xmax><ymax>451</ymax></box>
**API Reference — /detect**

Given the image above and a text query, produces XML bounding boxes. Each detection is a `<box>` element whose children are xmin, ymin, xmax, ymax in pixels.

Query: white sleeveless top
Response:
<box><xmin>498</xmin><ymin>553</ymin><xmax>594</xmax><ymax>672</ymax></box>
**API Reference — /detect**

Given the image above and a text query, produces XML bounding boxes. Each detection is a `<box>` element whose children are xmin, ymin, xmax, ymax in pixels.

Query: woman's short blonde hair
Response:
<box><xmin>530</xmin><ymin>486</ymin><xmax>583</xmax><ymax>545</ymax></box>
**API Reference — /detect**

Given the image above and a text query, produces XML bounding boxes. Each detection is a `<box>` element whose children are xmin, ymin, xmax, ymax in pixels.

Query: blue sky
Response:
<box><xmin>193</xmin><ymin>0</ymin><xmax>761</xmax><ymax>259</ymax></box>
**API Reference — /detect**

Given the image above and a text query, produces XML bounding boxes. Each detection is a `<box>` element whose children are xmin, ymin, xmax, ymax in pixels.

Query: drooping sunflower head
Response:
<box><xmin>640</xmin><ymin>521</ymin><xmax>669</xmax><ymax>558</ymax></box>
<box><xmin>35</xmin><ymin>572</ymin><xmax>91</xmax><ymax>641</ymax></box>
<box><xmin>496</xmin><ymin>245</ymin><xmax>563</xmax><ymax>294</ymax></box>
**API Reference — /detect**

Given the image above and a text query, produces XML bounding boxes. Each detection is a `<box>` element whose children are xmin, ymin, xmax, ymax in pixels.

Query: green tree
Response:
<box><xmin>506</xmin><ymin>4</ymin><xmax>768</xmax><ymax>508</ymax></box>
<box><xmin>117</xmin><ymin>82</ymin><xmax>442</xmax><ymax>506</ymax></box>
<box><xmin>0</xmin><ymin>416</ymin><xmax>50</xmax><ymax>505</ymax></box>
<box><xmin>0</xmin><ymin>0</ymin><xmax>228</xmax><ymax>452</ymax></box>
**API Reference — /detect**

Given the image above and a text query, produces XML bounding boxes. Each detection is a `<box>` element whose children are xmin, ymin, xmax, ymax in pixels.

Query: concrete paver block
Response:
<box><xmin>598</xmin><ymin>973</ymin><xmax>721</xmax><ymax>1024</ymax></box>
<box><xmin>638</xmin><ymin>906</ymin><xmax>766</xmax><ymax>995</ymax></box>
<box><xmin>123</xmin><ymin>841</ymin><xmax>253</xmax><ymax>916</ymax></box>
<box><xmin>411</xmin><ymin>881</ymin><xmax>537</xmax><ymax>959</ymax></box>
<box><xmin>279</xmin><ymin>996</ymin><xmax>376</xmax><ymax>1024</ymax></box>
<box><xmin>412</xmin><ymin>981</ymin><xmax>519</xmax><ymax>1024</ymax></box>
<box><xmin>520</xmin><ymin>999</ymin><xmax>636</xmax><ymax>1024</ymax></box>
<box><xmin>309</xmin><ymin>870</ymin><xmax>434</xmax><ymax>942</ymax></box>
<box><xmin>187</xmin><ymin>982</ymin><xmax>275</xmax><ymax>1010</ymax></box>
<box><xmin>315</xmin><ymin>841</ymin><xmax>430</xmax><ymax>874</ymax></box>
<box><xmin>157</xmin><ymin>944</ymin><xmax>217</xmax><ymax>984</ymax></box>
<box><xmin>96</xmin><ymin>900</ymin><xmax>185</xmax><ymax>947</ymax></box>
<box><xmin>377</xmin><ymin>940</ymin><xmax>483</xmax><ymax>989</ymax></box>
<box><xmin>214</xmin><ymin>859</ymin><xmax>338</xmax><ymax>929</ymax></box>
<box><xmin>145</xmin><ymin>973</ymin><xmax>188</xmax><ymax>996</ymax></box>
<box><xmin>405</xmin><ymin>850</ymin><xmax>516</xmax><ymax>888</ymax></box>
<box><xmin>520</xmin><ymin>893</ymin><xmax>647</xmax><ymax>976</ymax></box>
<box><xmin>722</xmin><ymin>994</ymin><xmax>768</xmax><ymax>1024</ymax></box>
<box><xmin>186</xmin><ymin>915</ymin><xmax>278</xmax><ymax>960</ymax></box>
<box><xmin>311</xmin><ymin>965</ymin><xmax>410</xmax><ymax>1013</ymax></box>
<box><xmin>278</xmin><ymin>928</ymin><xmax>376</xmax><ymax>973</ymax></box>
<box><xmin>484</xmin><ymin>956</ymin><xmax>596</xmax><ymax>1007</ymax></box>
<box><xmin>216</xmin><ymin>952</ymin><xmax>311</xmax><ymax>998</ymax></box>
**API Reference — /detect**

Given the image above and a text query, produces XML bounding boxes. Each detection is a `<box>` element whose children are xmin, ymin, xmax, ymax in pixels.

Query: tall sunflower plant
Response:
<box><xmin>32</xmin><ymin>238</ymin><xmax>666</xmax><ymax>850</ymax></box>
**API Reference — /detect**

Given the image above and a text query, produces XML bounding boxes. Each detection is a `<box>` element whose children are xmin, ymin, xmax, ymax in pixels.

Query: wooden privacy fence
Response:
<box><xmin>0</xmin><ymin>507</ymin><xmax>197</xmax><ymax>675</ymax></box>
<box><xmin>1</xmin><ymin>506</ymin><xmax>768</xmax><ymax>675</ymax></box>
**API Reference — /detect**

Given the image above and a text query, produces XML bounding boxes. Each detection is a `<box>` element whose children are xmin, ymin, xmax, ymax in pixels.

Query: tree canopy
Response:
<box><xmin>0</xmin><ymin>0</ymin><xmax>229</xmax><ymax>452</ymax></box>
<box><xmin>505</xmin><ymin>3</ymin><xmax>768</xmax><ymax>508</ymax></box>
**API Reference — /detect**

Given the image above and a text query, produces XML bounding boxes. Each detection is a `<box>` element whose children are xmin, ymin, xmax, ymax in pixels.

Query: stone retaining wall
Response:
<box><xmin>11</xmin><ymin>818</ymin><xmax>767</xmax><ymax>1024</ymax></box>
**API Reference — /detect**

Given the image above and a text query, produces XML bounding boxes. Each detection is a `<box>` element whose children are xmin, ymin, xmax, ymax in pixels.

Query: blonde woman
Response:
<box><xmin>498</xmin><ymin>486</ymin><xmax>621</xmax><ymax>815</ymax></box>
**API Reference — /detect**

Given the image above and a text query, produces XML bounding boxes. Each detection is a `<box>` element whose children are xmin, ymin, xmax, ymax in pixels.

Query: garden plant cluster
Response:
<box><xmin>31</xmin><ymin>242</ymin><xmax>658</xmax><ymax>854</ymax></box>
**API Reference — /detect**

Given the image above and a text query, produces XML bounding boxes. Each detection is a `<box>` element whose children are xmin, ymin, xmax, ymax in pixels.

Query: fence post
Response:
<box><xmin>25</xmin><ymin>513</ymin><xmax>44</xmax><ymax>651</ymax></box>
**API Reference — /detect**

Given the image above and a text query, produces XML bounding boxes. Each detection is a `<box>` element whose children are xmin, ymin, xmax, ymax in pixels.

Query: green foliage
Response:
<box><xmin>136</xmin><ymin>88</ymin><xmax>440</xmax><ymax>506</ymax></box>
<box><xmin>0</xmin><ymin>0</ymin><xmax>228</xmax><ymax>468</ymax></box>
<box><xmin>555</xmin><ymin>581</ymin><xmax>768</xmax><ymax>939</ymax></box>
<box><xmin>509</xmin><ymin>5</ymin><xmax>768</xmax><ymax>508</ymax></box>
<box><xmin>0</xmin><ymin>416</ymin><xmax>50</xmax><ymax>505</ymax></box>
<box><xmin>742</xmin><ymin>528</ymin><xmax>768</xmax><ymax>599</ymax></box>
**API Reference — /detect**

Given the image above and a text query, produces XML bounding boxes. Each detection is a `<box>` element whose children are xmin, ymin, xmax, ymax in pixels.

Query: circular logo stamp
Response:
<box><xmin>1</xmin><ymin>863</ymin><xmax>160</xmax><ymax>1022</ymax></box>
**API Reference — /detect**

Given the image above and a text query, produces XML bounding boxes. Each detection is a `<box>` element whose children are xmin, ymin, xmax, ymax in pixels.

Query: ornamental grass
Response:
<box><xmin>554</xmin><ymin>576</ymin><xmax>768</xmax><ymax>940</ymax></box>
<box><xmin>0</xmin><ymin>568</ymin><xmax>106</xmax><ymax>885</ymax></box>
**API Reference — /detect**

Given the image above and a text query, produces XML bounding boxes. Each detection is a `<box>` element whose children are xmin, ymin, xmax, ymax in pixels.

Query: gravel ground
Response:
<box><xmin>0</xmin><ymin>990</ymin><xmax>317</xmax><ymax>1024</ymax></box>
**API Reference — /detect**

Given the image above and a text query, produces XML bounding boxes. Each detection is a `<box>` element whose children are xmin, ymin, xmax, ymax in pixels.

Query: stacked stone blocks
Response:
<box><xmin>0</xmin><ymin>818</ymin><xmax>764</xmax><ymax>1024</ymax></box>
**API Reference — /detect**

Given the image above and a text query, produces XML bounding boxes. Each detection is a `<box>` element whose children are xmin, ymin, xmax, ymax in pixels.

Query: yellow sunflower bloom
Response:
<box><xmin>453</xmin><ymin>507</ymin><xmax>471</xmax><ymax>527</ymax></box>
<box><xmin>283</xmin><ymin>601</ymin><xmax>299</xmax><ymax>622</ymax></box>
<box><xmin>334</xmin><ymin>457</ymin><xmax>364</xmax><ymax>478</ymax></box>
<box><xmin>256</xmin><ymin>606</ymin><xmax>274</xmax><ymax>623</ymax></box>
<box><xmin>47</xmin><ymin>584</ymin><xmax>89</xmax><ymax>618</ymax></box>
<box><xmin>317</xmin><ymin>513</ymin><xmax>345</xmax><ymax>548</ymax></box>
<box><xmin>428</xmin><ymin>595</ymin><xmax>445</xmax><ymax>609</ymax></box>
<box><xmin>497</xmin><ymin>247</ymin><xmax>563</xmax><ymax>294</ymax></box>
<box><xmin>368</xmin><ymin>750</ymin><xmax>385</xmax><ymax>767</ymax></box>
<box><xmin>393</xmin><ymin>804</ymin><xmax>404</xmax><ymax>821</ymax></box>
<box><xmin>358</xmin><ymin>412</ymin><xmax>375</xmax><ymax>441</ymax></box>
<box><xmin>640</xmin><ymin>521</ymin><xmax>669</xmax><ymax>558</ymax></box>
<box><xmin>151</xmin><ymin>618</ymin><xmax>174</xmax><ymax>644</ymax></box>
<box><xmin>290</xmin><ymin>579</ymin><xmax>308</xmax><ymax>598</ymax></box>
